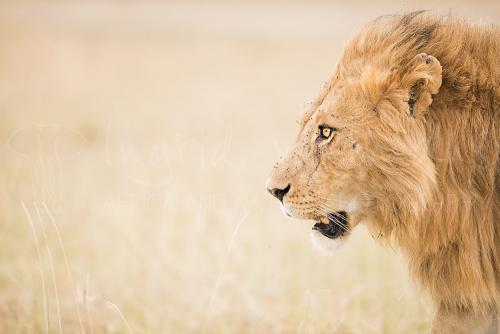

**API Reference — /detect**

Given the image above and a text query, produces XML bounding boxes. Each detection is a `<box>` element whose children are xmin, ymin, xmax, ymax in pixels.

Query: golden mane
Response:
<box><xmin>267</xmin><ymin>11</ymin><xmax>499</xmax><ymax>331</ymax></box>
<box><xmin>341</xmin><ymin>11</ymin><xmax>499</xmax><ymax>92</ymax></box>
<box><xmin>339</xmin><ymin>12</ymin><xmax>499</xmax><ymax>316</ymax></box>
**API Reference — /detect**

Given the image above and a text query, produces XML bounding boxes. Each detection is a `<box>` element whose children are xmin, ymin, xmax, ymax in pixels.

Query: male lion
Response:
<box><xmin>266</xmin><ymin>12</ymin><xmax>499</xmax><ymax>333</ymax></box>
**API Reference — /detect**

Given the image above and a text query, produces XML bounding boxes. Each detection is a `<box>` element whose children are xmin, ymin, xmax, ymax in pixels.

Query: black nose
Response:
<box><xmin>267</xmin><ymin>184</ymin><xmax>290</xmax><ymax>202</ymax></box>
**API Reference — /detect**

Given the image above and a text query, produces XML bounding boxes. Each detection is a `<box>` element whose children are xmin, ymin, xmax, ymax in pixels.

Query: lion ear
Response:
<box><xmin>401</xmin><ymin>53</ymin><xmax>442</xmax><ymax>116</ymax></box>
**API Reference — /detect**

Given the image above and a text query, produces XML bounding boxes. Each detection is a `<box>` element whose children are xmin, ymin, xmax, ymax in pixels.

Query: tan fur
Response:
<box><xmin>267</xmin><ymin>12</ymin><xmax>499</xmax><ymax>332</ymax></box>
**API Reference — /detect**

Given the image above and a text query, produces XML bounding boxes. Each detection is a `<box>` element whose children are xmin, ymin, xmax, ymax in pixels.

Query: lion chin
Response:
<box><xmin>309</xmin><ymin>230</ymin><xmax>346</xmax><ymax>253</ymax></box>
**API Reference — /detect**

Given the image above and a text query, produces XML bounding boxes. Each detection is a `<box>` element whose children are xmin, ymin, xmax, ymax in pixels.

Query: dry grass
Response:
<box><xmin>0</xmin><ymin>2</ymin><xmax>496</xmax><ymax>333</ymax></box>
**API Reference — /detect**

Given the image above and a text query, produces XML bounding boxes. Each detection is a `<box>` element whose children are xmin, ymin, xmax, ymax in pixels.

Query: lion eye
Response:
<box><xmin>317</xmin><ymin>126</ymin><xmax>335</xmax><ymax>141</ymax></box>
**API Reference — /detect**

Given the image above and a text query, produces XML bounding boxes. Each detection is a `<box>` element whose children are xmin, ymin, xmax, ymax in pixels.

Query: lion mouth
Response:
<box><xmin>312</xmin><ymin>211</ymin><xmax>349</xmax><ymax>239</ymax></box>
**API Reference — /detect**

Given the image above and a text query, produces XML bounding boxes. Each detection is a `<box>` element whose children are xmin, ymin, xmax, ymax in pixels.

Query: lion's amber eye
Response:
<box><xmin>317</xmin><ymin>126</ymin><xmax>335</xmax><ymax>142</ymax></box>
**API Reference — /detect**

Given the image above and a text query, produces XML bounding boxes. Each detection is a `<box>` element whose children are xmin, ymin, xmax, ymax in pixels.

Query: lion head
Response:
<box><xmin>267</xmin><ymin>46</ymin><xmax>442</xmax><ymax>251</ymax></box>
<box><xmin>266</xmin><ymin>12</ymin><xmax>500</xmax><ymax>330</ymax></box>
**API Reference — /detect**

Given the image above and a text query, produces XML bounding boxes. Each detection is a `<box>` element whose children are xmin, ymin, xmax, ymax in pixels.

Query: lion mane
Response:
<box><xmin>267</xmin><ymin>11</ymin><xmax>499</xmax><ymax>331</ymax></box>
<box><xmin>342</xmin><ymin>12</ymin><xmax>499</xmax><ymax>326</ymax></box>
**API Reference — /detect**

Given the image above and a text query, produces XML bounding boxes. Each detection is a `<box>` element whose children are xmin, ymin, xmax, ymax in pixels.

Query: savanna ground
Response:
<box><xmin>0</xmin><ymin>1</ymin><xmax>498</xmax><ymax>333</ymax></box>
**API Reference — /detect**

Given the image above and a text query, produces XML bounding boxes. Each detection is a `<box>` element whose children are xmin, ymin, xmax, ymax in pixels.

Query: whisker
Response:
<box><xmin>316</xmin><ymin>204</ymin><xmax>350</xmax><ymax>231</ymax></box>
<box><xmin>318</xmin><ymin>205</ymin><xmax>350</xmax><ymax>232</ymax></box>
<box><xmin>314</xmin><ymin>206</ymin><xmax>350</xmax><ymax>232</ymax></box>
<box><xmin>314</xmin><ymin>208</ymin><xmax>349</xmax><ymax>233</ymax></box>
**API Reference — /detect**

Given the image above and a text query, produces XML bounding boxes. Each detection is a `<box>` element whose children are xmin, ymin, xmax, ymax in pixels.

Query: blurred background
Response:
<box><xmin>0</xmin><ymin>1</ymin><xmax>498</xmax><ymax>333</ymax></box>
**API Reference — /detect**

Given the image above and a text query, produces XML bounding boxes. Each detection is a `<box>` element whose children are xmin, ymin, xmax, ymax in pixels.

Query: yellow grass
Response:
<box><xmin>0</xmin><ymin>2</ymin><xmax>496</xmax><ymax>333</ymax></box>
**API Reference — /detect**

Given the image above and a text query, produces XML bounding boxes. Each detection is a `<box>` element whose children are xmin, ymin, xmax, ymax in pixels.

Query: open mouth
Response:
<box><xmin>312</xmin><ymin>211</ymin><xmax>349</xmax><ymax>239</ymax></box>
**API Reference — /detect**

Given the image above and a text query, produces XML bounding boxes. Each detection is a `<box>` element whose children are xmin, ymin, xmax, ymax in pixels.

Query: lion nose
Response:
<box><xmin>267</xmin><ymin>184</ymin><xmax>291</xmax><ymax>202</ymax></box>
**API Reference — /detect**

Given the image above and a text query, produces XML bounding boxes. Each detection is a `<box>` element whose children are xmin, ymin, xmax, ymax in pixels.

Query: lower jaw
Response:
<box><xmin>312</xmin><ymin>211</ymin><xmax>349</xmax><ymax>239</ymax></box>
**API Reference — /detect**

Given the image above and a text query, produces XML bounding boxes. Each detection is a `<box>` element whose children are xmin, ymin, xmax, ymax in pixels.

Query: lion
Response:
<box><xmin>266</xmin><ymin>12</ymin><xmax>499</xmax><ymax>333</ymax></box>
